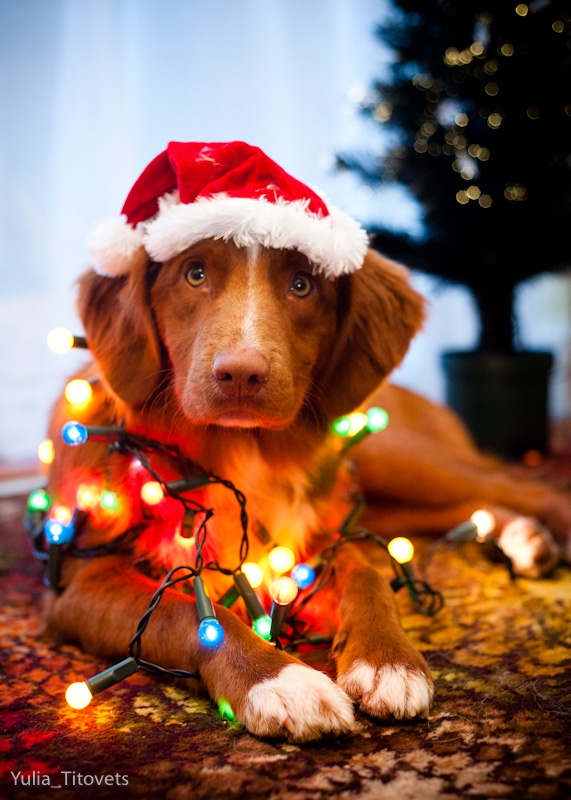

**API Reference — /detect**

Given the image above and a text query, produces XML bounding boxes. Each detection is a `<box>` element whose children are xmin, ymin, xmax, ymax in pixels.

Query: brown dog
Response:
<box><xmin>42</xmin><ymin>142</ymin><xmax>570</xmax><ymax>741</ymax></box>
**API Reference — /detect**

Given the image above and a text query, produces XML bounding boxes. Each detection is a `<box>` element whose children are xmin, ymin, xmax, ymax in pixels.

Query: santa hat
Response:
<box><xmin>87</xmin><ymin>141</ymin><xmax>368</xmax><ymax>280</ymax></box>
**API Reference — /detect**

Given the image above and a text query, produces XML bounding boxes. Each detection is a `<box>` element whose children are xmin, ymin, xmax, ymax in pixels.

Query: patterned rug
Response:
<box><xmin>1</xmin><ymin>485</ymin><xmax>571</xmax><ymax>800</ymax></box>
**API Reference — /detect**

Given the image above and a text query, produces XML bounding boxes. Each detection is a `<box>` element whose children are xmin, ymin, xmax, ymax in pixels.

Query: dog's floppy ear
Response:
<box><xmin>320</xmin><ymin>249</ymin><xmax>425</xmax><ymax>420</ymax></box>
<box><xmin>77</xmin><ymin>253</ymin><xmax>162</xmax><ymax>407</ymax></box>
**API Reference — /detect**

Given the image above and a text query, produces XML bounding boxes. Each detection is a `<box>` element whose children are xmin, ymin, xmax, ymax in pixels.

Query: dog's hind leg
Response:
<box><xmin>352</xmin><ymin>392</ymin><xmax>571</xmax><ymax>570</ymax></box>
<box><xmin>361</xmin><ymin>500</ymin><xmax>561</xmax><ymax>578</ymax></box>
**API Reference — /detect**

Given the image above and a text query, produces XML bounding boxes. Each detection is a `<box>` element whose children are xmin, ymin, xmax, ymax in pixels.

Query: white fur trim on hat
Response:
<box><xmin>142</xmin><ymin>195</ymin><xmax>369</xmax><ymax>279</ymax></box>
<box><xmin>87</xmin><ymin>215</ymin><xmax>144</xmax><ymax>277</ymax></box>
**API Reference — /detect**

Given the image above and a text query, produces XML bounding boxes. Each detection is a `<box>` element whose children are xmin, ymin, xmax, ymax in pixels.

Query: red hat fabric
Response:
<box><xmin>87</xmin><ymin>141</ymin><xmax>368</xmax><ymax>279</ymax></box>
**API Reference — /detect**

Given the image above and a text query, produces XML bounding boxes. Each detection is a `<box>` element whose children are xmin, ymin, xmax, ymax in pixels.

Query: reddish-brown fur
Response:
<box><xmin>44</xmin><ymin>240</ymin><xmax>570</xmax><ymax>740</ymax></box>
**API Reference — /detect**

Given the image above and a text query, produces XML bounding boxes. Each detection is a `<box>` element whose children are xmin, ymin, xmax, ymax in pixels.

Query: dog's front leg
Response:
<box><xmin>46</xmin><ymin>556</ymin><xmax>354</xmax><ymax>741</ymax></box>
<box><xmin>332</xmin><ymin>551</ymin><xmax>433</xmax><ymax>720</ymax></box>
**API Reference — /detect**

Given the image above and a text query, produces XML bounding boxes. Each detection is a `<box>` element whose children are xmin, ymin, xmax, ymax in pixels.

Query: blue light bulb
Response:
<box><xmin>198</xmin><ymin>617</ymin><xmax>224</xmax><ymax>648</ymax></box>
<box><xmin>61</xmin><ymin>421</ymin><xmax>88</xmax><ymax>446</ymax></box>
<box><xmin>291</xmin><ymin>563</ymin><xmax>316</xmax><ymax>589</ymax></box>
<box><xmin>44</xmin><ymin>518</ymin><xmax>75</xmax><ymax>545</ymax></box>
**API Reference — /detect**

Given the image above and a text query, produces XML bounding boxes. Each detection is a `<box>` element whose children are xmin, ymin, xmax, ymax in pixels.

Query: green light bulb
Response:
<box><xmin>27</xmin><ymin>489</ymin><xmax>50</xmax><ymax>512</ymax></box>
<box><xmin>252</xmin><ymin>614</ymin><xmax>272</xmax><ymax>640</ymax></box>
<box><xmin>331</xmin><ymin>416</ymin><xmax>352</xmax><ymax>437</ymax></box>
<box><xmin>218</xmin><ymin>698</ymin><xmax>236</xmax><ymax>721</ymax></box>
<box><xmin>100</xmin><ymin>491</ymin><xmax>119</xmax><ymax>510</ymax></box>
<box><xmin>366</xmin><ymin>407</ymin><xmax>389</xmax><ymax>433</ymax></box>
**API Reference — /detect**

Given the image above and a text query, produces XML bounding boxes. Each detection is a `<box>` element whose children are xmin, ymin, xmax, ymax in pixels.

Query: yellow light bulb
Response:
<box><xmin>65</xmin><ymin>681</ymin><xmax>93</xmax><ymax>709</ymax></box>
<box><xmin>76</xmin><ymin>484</ymin><xmax>101</xmax><ymax>510</ymax></box>
<box><xmin>241</xmin><ymin>562</ymin><xmax>264</xmax><ymax>588</ymax></box>
<box><xmin>38</xmin><ymin>438</ymin><xmax>55</xmax><ymax>465</ymax></box>
<box><xmin>387</xmin><ymin>537</ymin><xmax>415</xmax><ymax>564</ymax></box>
<box><xmin>346</xmin><ymin>412</ymin><xmax>368</xmax><ymax>436</ymax></box>
<box><xmin>268</xmin><ymin>546</ymin><xmax>295</xmax><ymax>574</ymax></box>
<box><xmin>64</xmin><ymin>379</ymin><xmax>93</xmax><ymax>407</ymax></box>
<box><xmin>140</xmin><ymin>481</ymin><xmax>164</xmax><ymax>505</ymax></box>
<box><xmin>471</xmin><ymin>509</ymin><xmax>495</xmax><ymax>539</ymax></box>
<box><xmin>270</xmin><ymin>576</ymin><xmax>298</xmax><ymax>606</ymax></box>
<box><xmin>47</xmin><ymin>327</ymin><xmax>75</xmax><ymax>354</ymax></box>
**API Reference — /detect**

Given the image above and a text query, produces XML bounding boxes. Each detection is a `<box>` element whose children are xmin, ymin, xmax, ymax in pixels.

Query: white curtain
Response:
<box><xmin>0</xmin><ymin>0</ymin><xmax>568</xmax><ymax>464</ymax></box>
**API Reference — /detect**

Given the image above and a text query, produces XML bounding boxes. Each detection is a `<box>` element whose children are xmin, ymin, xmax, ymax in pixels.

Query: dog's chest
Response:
<box><xmin>146</xmin><ymin>456</ymin><xmax>317</xmax><ymax>566</ymax></box>
<box><xmin>136</xmin><ymin>443</ymin><xmax>356</xmax><ymax>600</ymax></box>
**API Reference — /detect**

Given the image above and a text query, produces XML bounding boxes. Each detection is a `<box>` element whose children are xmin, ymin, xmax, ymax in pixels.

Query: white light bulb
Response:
<box><xmin>65</xmin><ymin>681</ymin><xmax>93</xmax><ymax>709</ymax></box>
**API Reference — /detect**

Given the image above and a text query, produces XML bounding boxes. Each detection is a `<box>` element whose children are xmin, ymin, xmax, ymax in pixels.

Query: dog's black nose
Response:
<box><xmin>212</xmin><ymin>349</ymin><xmax>270</xmax><ymax>397</ymax></box>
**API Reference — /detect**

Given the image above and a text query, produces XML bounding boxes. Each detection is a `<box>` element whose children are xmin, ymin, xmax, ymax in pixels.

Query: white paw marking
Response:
<box><xmin>499</xmin><ymin>516</ymin><xmax>559</xmax><ymax>577</ymax></box>
<box><xmin>338</xmin><ymin>660</ymin><xmax>433</xmax><ymax>719</ymax></box>
<box><xmin>243</xmin><ymin>663</ymin><xmax>355</xmax><ymax>741</ymax></box>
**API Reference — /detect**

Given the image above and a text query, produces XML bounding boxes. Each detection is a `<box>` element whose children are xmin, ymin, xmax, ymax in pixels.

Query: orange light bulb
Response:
<box><xmin>50</xmin><ymin>504</ymin><xmax>73</xmax><ymax>525</ymax></box>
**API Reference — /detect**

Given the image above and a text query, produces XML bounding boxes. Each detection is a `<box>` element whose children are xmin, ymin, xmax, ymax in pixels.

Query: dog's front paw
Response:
<box><xmin>499</xmin><ymin>516</ymin><xmax>560</xmax><ymax>577</ymax></box>
<box><xmin>338</xmin><ymin>660</ymin><xmax>433</xmax><ymax>720</ymax></box>
<box><xmin>240</xmin><ymin>664</ymin><xmax>355</xmax><ymax>742</ymax></box>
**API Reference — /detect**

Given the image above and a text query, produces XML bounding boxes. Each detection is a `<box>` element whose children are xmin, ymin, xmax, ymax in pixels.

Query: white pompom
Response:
<box><xmin>87</xmin><ymin>216</ymin><xmax>145</xmax><ymax>276</ymax></box>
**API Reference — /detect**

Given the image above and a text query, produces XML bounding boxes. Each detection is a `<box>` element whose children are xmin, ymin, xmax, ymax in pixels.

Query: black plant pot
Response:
<box><xmin>441</xmin><ymin>350</ymin><xmax>554</xmax><ymax>461</ymax></box>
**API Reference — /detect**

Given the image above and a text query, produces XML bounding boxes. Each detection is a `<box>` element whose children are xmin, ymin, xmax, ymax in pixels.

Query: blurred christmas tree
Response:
<box><xmin>340</xmin><ymin>0</ymin><xmax>571</xmax><ymax>353</ymax></box>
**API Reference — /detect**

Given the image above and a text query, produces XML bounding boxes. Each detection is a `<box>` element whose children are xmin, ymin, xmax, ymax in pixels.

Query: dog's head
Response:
<box><xmin>77</xmin><ymin>240</ymin><xmax>424</xmax><ymax>432</ymax></box>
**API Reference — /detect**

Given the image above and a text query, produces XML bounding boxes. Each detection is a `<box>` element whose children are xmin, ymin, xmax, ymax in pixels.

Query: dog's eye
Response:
<box><xmin>290</xmin><ymin>273</ymin><xmax>313</xmax><ymax>298</ymax></box>
<box><xmin>185</xmin><ymin>263</ymin><xmax>206</xmax><ymax>287</ymax></box>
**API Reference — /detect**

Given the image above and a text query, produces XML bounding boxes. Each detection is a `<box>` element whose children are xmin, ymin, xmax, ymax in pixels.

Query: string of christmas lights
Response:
<box><xmin>421</xmin><ymin>508</ymin><xmax>514</xmax><ymax>579</ymax></box>
<box><xmin>28</xmin><ymin>399</ymin><xmax>437</xmax><ymax>707</ymax></box>
<box><xmin>32</xmin><ymin>327</ymin><xmax>510</xmax><ymax>716</ymax></box>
